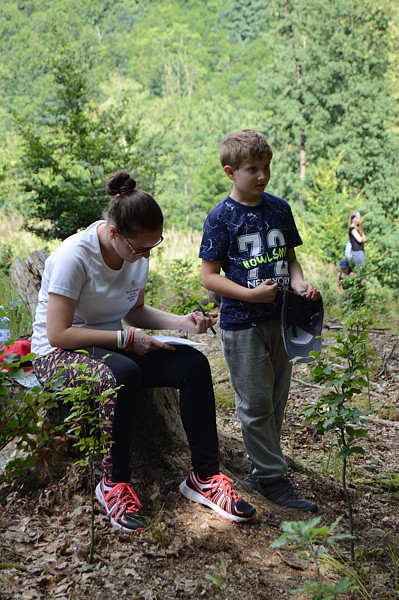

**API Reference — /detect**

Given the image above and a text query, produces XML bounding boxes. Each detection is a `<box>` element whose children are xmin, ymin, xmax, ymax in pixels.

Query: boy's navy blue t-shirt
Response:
<box><xmin>199</xmin><ymin>192</ymin><xmax>302</xmax><ymax>330</ymax></box>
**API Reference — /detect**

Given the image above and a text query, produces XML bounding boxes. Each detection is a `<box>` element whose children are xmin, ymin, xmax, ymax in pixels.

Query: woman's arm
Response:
<box><xmin>124</xmin><ymin>290</ymin><xmax>218</xmax><ymax>335</ymax></box>
<box><xmin>350</xmin><ymin>225</ymin><xmax>366</xmax><ymax>243</ymax></box>
<box><xmin>46</xmin><ymin>293</ymin><xmax>118</xmax><ymax>349</ymax></box>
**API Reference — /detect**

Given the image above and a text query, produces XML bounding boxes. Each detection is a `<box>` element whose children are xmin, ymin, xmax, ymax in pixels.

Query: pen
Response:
<box><xmin>199</xmin><ymin>306</ymin><xmax>217</xmax><ymax>335</ymax></box>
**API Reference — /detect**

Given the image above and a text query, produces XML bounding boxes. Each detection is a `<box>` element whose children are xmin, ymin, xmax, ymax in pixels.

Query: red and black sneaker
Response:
<box><xmin>179</xmin><ymin>471</ymin><xmax>256</xmax><ymax>523</ymax></box>
<box><xmin>95</xmin><ymin>478</ymin><xmax>147</xmax><ymax>532</ymax></box>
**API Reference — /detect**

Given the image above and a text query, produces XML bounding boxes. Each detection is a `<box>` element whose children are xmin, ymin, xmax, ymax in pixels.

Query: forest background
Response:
<box><xmin>0</xmin><ymin>0</ymin><xmax>398</xmax><ymax>319</ymax></box>
<box><xmin>1</xmin><ymin>4</ymin><xmax>399</xmax><ymax>597</ymax></box>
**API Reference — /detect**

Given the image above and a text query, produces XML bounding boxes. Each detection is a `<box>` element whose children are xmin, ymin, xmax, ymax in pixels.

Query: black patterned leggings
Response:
<box><xmin>33</xmin><ymin>345</ymin><xmax>219</xmax><ymax>482</ymax></box>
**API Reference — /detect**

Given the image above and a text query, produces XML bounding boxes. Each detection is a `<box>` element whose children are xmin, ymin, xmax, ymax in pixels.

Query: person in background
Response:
<box><xmin>31</xmin><ymin>170</ymin><xmax>256</xmax><ymax>532</ymax></box>
<box><xmin>348</xmin><ymin>211</ymin><xmax>366</xmax><ymax>265</ymax></box>
<box><xmin>199</xmin><ymin>129</ymin><xmax>320</xmax><ymax>512</ymax></box>
<box><xmin>337</xmin><ymin>258</ymin><xmax>353</xmax><ymax>296</ymax></box>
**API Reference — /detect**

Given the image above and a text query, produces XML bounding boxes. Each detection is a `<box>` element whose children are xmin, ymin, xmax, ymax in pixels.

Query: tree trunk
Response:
<box><xmin>10</xmin><ymin>249</ymin><xmax>49</xmax><ymax>323</ymax></box>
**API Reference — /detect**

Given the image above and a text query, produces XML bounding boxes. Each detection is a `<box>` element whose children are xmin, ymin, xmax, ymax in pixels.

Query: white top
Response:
<box><xmin>32</xmin><ymin>220</ymin><xmax>149</xmax><ymax>356</ymax></box>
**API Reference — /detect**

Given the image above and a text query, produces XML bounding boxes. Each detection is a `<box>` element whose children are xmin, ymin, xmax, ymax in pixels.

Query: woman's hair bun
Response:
<box><xmin>105</xmin><ymin>171</ymin><xmax>137</xmax><ymax>196</ymax></box>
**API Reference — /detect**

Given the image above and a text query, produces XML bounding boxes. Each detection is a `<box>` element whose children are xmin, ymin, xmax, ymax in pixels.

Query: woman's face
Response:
<box><xmin>118</xmin><ymin>227</ymin><xmax>164</xmax><ymax>262</ymax></box>
<box><xmin>352</xmin><ymin>214</ymin><xmax>361</xmax><ymax>226</ymax></box>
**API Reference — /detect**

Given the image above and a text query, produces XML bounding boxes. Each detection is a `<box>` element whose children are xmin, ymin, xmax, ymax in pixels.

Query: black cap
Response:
<box><xmin>281</xmin><ymin>289</ymin><xmax>324</xmax><ymax>363</ymax></box>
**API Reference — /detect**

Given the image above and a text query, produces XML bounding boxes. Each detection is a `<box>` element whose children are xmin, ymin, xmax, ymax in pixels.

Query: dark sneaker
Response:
<box><xmin>243</xmin><ymin>475</ymin><xmax>318</xmax><ymax>512</ymax></box>
<box><xmin>95</xmin><ymin>478</ymin><xmax>147</xmax><ymax>532</ymax></box>
<box><xmin>179</xmin><ymin>471</ymin><xmax>256</xmax><ymax>523</ymax></box>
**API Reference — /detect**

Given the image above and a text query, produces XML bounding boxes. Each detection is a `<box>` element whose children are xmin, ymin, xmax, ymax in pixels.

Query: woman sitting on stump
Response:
<box><xmin>31</xmin><ymin>171</ymin><xmax>256</xmax><ymax>532</ymax></box>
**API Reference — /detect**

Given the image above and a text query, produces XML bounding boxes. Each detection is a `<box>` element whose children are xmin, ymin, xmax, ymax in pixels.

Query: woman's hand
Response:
<box><xmin>179</xmin><ymin>311</ymin><xmax>218</xmax><ymax>334</ymax></box>
<box><xmin>132</xmin><ymin>330</ymin><xmax>176</xmax><ymax>354</ymax></box>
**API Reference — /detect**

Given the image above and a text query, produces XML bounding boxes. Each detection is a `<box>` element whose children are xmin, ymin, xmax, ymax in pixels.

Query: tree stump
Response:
<box><xmin>10</xmin><ymin>249</ymin><xmax>49</xmax><ymax>323</ymax></box>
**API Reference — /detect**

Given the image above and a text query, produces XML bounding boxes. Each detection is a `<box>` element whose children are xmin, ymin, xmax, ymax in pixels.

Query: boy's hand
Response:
<box><xmin>250</xmin><ymin>279</ymin><xmax>278</xmax><ymax>303</ymax></box>
<box><xmin>292</xmin><ymin>281</ymin><xmax>321</xmax><ymax>301</ymax></box>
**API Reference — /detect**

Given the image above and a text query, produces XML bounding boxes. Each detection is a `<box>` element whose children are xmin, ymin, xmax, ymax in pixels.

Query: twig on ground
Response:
<box><xmin>377</xmin><ymin>341</ymin><xmax>397</xmax><ymax>377</ymax></box>
<box><xmin>292</xmin><ymin>377</ymin><xmax>323</xmax><ymax>389</ymax></box>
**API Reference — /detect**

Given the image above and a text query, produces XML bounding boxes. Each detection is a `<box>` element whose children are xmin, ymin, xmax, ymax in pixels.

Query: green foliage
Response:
<box><xmin>0</xmin><ymin>0</ymin><xmax>396</xmax><ymax>270</ymax></box>
<box><xmin>0</xmin><ymin>357</ymin><xmax>60</xmax><ymax>482</ymax></box>
<box><xmin>255</xmin><ymin>0</ymin><xmax>399</xmax><ymax>287</ymax></box>
<box><xmin>160</xmin><ymin>258</ymin><xmax>204</xmax><ymax>315</ymax></box>
<box><xmin>303</xmin><ymin>318</ymin><xmax>371</xmax><ymax>561</ymax></box>
<box><xmin>0</xmin><ymin>346</ymin><xmax>114</xmax><ymax>562</ymax></box>
<box><xmin>145</xmin><ymin>513</ymin><xmax>171</xmax><ymax>547</ymax></box>
<box><xmin>340</xmin><ymin>264</ymin><xmax>383</xmax><ymax>328</ymax></box>
<box><xmin>204</xmin><ymin>555</ymin><xmax>229</xmax><ymax>590</ymax></box>
<box><xmin>221</xmin><ymin>0</ymin><xmax>269</xmax><ymax>42</ymax></box>
<box><xmin>296</xmin><ymin>153</ymin><xmax>356</xmax><ymax>264</ymax></box>
<box><xmin>15</xmin><ymin>35</ymin><xmax>158</xmax><ymax>241</ymax></box>
<box><xmin>271</xmin><ymin>517</ymin><xmax>355</xmax><ymax>599</ymax></box>
<box><xmin>0</xmin><ymin>242</ymin><xmax>14</xmax><ymax>276</ymax></box>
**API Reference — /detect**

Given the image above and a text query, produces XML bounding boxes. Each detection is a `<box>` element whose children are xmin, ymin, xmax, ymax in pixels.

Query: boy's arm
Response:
<box><xmin>201</xmin><ymin>259</ymin><xmax>278</xmax><ymax>303</ymax></box>
<box><xmin>288</xmin><ymin>248</ymin><xmax>320</xmax><ymax>300</ymax></box>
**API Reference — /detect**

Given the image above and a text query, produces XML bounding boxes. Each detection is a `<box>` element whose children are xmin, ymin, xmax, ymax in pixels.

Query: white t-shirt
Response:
<box><xmin>32</xmin><ymin>220</ymin><xmax>149</xmax><ymax>356</ymax></box>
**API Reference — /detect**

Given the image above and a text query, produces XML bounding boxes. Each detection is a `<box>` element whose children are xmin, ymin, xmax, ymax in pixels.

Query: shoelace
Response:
<box><xmin>105</xmin><ymin>482</ymin><xmax>143</xmax><ymax>516</ymax></box>
<box><xmin>205</xmin><ymin>473</ymin><xmax>240</xmax><ymax>502</ymax></box>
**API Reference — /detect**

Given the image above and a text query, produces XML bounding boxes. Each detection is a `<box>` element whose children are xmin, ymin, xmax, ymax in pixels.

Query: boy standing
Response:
<box><xmin>200</xmin><ymin>129</ymin><xmax>319</xmax><ymax>512</ymax></box>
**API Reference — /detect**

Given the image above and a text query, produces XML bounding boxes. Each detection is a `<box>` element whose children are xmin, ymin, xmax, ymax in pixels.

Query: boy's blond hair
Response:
<box><xmin>219</xmin><ymin>129</ymin><xmax>273</xmax><ymax>169</ymax></box>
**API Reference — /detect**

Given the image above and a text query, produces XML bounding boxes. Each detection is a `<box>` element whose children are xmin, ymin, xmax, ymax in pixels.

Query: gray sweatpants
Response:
<box><xmin>221</xmin><ymin>320</ymin><xmax>292</xmax><ymax>481</ymax></box>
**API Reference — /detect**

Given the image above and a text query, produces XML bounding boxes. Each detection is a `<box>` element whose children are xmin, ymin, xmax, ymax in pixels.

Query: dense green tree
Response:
<box><xmin>16</xmin><ymin>39</ymin><xmax>157</xmax><ymax>241</ymax></box>
<box><xmin>255</xmin><ymin>0</ymin><xmax>398</xmax><ymax>286</ymax></box>
<box><xmin>256</xmin><ymin>0</ymin><xmax>398</xmax><ymax>203</ymax></box>
<box><xmin>221</xmin><ymin>0</ymin><xmax>270</xmax><ymax>42</ymax></box>
<box><xmin>297</xmin><ymin>154</ymin><xmax>357</xmax><ymax>264</ymax></box>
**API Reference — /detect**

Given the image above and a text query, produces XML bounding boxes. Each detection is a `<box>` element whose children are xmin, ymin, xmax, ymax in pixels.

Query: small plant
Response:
<box><xmin>0</xmin><ymin>353</ymin><xmax>62</xmax><ymax>482</ymax></box>
<box><xmin>203</xmin><ymin>555</ymin><xmax>228</xmax><ymax>590</ymax></box>
<box><xmin>271</xmin><ymin>517</ymin><xmax>355</xmax><ymax>599</ymax></box>
<box><xmin>145</xmin><ymin>510</ymin><xmax>171</xmax><ymax>547</ymax></box>
<box><xmin>303</xmin><ymin>317</ymin><xmax>371</xmax><ymax>563</ymax></box>
<box><xmin>388</xmin><ymin>545</ymin><xmax>399</xmax><ymax>594</ymax></box>
<box><xmin>340</xmin><ymin>264</ymin><xmax>381</xmax><ymax>331</ymax></box>
<box><xmin>55</xmin><ymin>356</ymin><xmax>114</xmax><ymax>564</ymax></box>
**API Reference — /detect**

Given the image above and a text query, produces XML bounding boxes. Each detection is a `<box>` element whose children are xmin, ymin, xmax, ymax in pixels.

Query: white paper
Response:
<box><xmin>152</xmin><ymin>335</ymin><xmax>206</xmax><ymax>346</ymax></box>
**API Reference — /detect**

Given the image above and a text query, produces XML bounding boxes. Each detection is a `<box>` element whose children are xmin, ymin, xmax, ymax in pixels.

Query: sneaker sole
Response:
<box><xmin>179</xmin><ymin>480</ymin><xmax>255</xmax><ymax>523</ymax></box>
<box><xmin>95</xmin><ymin>483</ymin><xmax>146</xmax><ymax>533</ymax></box>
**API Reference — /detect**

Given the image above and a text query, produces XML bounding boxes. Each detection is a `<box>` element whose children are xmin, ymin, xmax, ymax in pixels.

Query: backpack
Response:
<box><xmin>344</xmin><ymin>240</ymin><xmax>352</xmax><ymax>261</ymax></box>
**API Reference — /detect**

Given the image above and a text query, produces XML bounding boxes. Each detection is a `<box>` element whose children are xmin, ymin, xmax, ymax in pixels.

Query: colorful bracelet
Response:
<box><xmin>125</xmin><ymin>328</ymin><xmax>135</xmax><ymax>352</ymax></box>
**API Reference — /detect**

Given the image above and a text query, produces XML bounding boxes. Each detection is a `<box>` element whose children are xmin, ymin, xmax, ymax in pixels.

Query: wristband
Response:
<box><xmin>117</xmin><ymin>330</ymin><xmax>123</xmax><ymax>349</ymax></box>
<box><xmin>121</xmin><ymin>328</ymin><xmax>129</xmax><ymax>350</ymax></box>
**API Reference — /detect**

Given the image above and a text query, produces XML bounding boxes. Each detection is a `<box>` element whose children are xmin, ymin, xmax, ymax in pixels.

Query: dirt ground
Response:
<box><xmin>0</xmin><ymin>324</ymin><xmax>398</xmax><ymax>600</ymax></box>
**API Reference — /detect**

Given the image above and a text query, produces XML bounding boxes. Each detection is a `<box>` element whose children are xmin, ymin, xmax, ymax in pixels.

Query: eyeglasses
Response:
<box><xmin>120</xmin><ymin>233</ymin><xmax>164</xmax><ymax>255</ymax></box>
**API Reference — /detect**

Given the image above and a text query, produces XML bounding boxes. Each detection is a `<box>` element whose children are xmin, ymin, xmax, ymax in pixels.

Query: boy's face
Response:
<box><xmin>224</xmin><ymin>155</ymin><xmax>271</xmax><ymax>204</ymax></box>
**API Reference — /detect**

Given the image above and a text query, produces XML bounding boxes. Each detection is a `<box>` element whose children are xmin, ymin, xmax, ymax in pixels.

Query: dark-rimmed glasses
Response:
<box><xmin>120</xmin><ymin>233</ymin><xmax>164</xmax><ymax>255</ymax></box>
